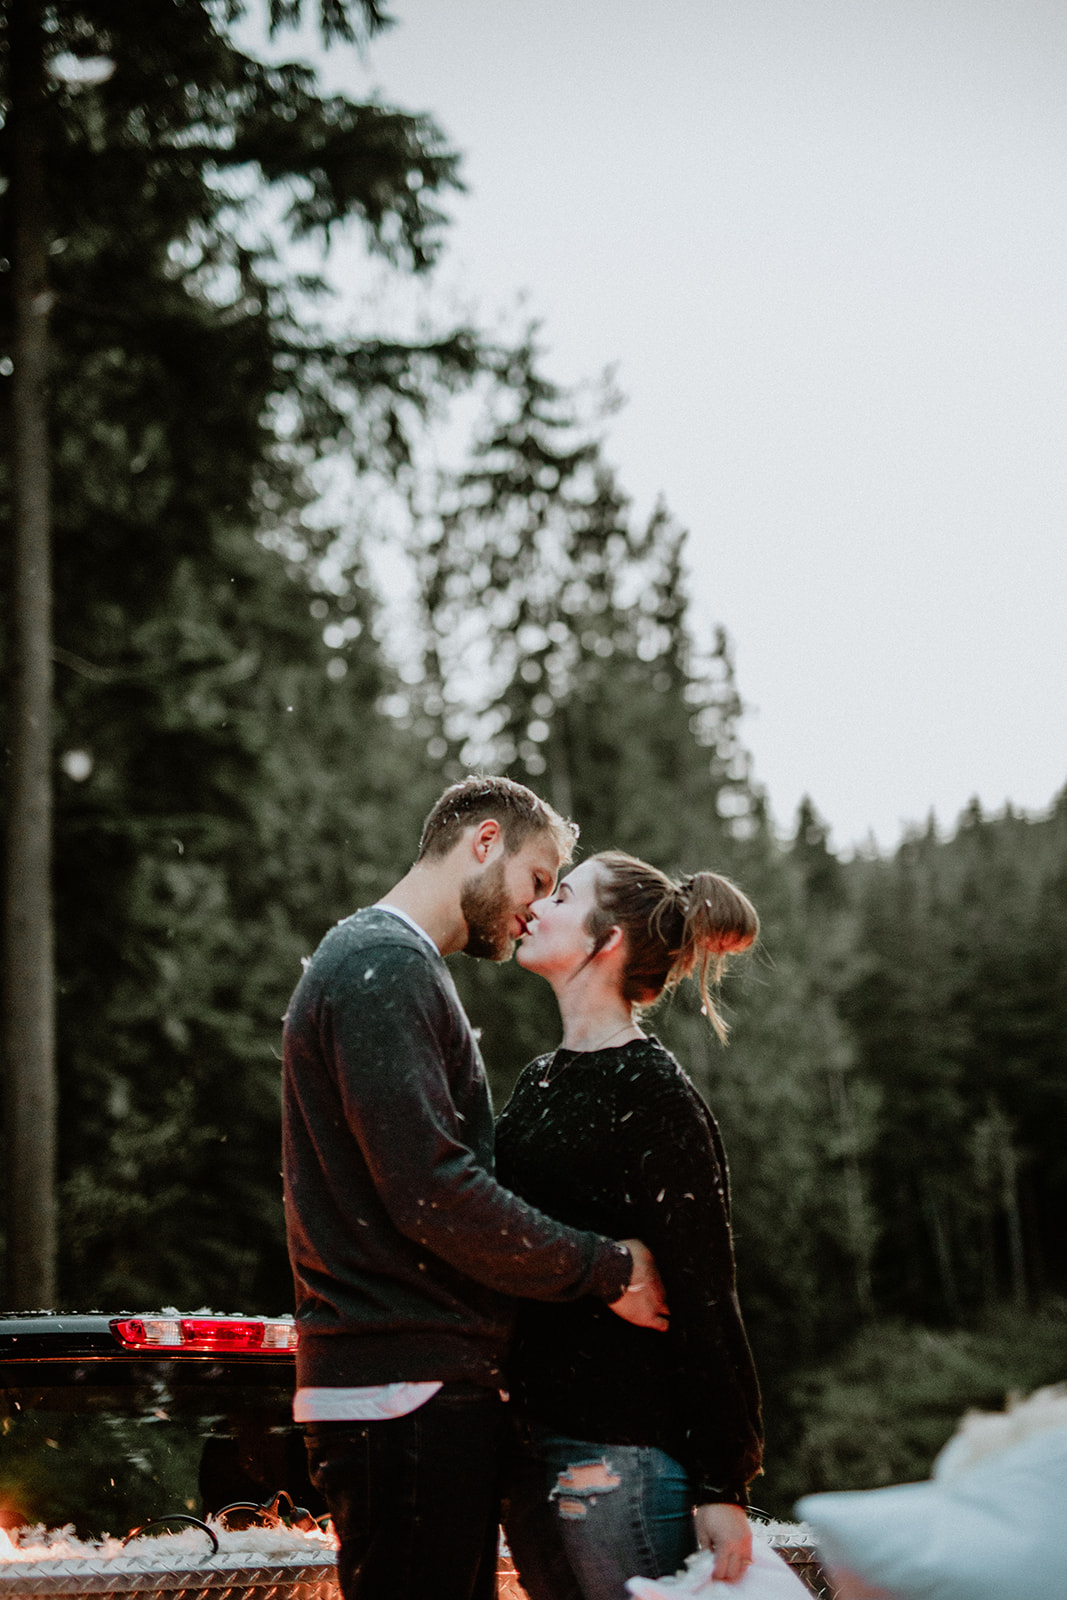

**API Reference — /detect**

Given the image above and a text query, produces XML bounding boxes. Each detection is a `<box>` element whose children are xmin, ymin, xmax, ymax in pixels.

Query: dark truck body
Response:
<box><xmin>0</xmin><ymin>1312</ymin><xmax>319</xmax><ymax>1539</ymax></box>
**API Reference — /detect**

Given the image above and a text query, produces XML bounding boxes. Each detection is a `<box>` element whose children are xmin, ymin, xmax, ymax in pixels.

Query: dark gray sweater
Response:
<box><xmin>282</xmin><ymin>909</ymin><xmax>631</xmax><ymax>1391</ymax></box>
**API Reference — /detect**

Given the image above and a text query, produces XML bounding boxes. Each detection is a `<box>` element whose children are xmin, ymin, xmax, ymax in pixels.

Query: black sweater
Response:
<box><xmin>495</xmin><ymin>1037</ymin><xmax>763</xmax><ymax>1504</ymax></box>
<box><xmin>282</xmin><ymin>909</ymin><xmax>631</xmax><ymax>1391</ymax></box>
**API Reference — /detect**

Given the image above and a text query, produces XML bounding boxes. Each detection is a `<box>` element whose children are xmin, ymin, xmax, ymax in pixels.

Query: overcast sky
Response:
<box><xmin>248</xmin><ymin>0</ymin><xmax>1067</xmax><ymax>852</ymax></box>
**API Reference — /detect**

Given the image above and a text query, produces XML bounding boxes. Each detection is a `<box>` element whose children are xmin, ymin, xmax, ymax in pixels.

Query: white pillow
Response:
<box><xmin>796</xmin><ymin>1418</ymin><xmax>1067</xmax><ymax>1600</ymax></box>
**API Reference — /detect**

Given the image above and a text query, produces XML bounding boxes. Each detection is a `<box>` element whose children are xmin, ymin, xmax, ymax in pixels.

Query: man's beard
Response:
<box><xmin>460</xmin><ymin>858</ymin><xmax>514</xmax><ymax>961</ymax></box>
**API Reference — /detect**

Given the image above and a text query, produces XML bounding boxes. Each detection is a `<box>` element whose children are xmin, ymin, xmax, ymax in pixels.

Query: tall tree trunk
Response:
<box><xmin>3</xmin><ymin>0</ymin><xmax>57</xmax><ymax>1309</ymax></box>
<box><xmin>999</xmin><ymin>1136</ymin><xmax>1027</xmax><ymax>1310</ymax></box>
<box><xmin>921</xmin><ymin>1179</ymin><xmax>959</xmax><ymax>1318</ymax></box>
<box><xmin>831</xmin><ymin>1066</ymin><xmax>875</xmax><ymax>1318</ymax></box>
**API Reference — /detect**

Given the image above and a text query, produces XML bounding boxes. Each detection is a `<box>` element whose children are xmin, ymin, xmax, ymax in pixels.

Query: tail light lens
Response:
<box><xmin>111</xmin><ymin>1316</ymin><xmax>298</xmax><ymax>1352</ymax></box>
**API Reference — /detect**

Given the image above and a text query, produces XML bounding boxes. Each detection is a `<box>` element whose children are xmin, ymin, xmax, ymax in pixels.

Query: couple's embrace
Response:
<box><xmin>282</xmin><ymin>777</ymin><xmax>764</xmax><ymax>1600</ymax></box>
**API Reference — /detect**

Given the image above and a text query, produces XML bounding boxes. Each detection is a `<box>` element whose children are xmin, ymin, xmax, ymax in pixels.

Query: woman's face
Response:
<box><xmin>517</xmin><ymin>858</ymin><xmax>606</xmax><ymax>981</ymax></box>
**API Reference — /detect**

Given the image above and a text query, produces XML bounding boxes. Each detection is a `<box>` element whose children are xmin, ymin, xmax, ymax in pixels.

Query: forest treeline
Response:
<box><xmin>1</xmin><ymin>0</ymin><xmax>1065</xmax><ymax>1511</ymax></box>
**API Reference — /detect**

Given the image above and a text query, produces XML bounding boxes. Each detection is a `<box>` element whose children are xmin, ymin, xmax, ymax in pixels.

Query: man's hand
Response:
<box><xmin>693</xmin><ymin>1502</ymin><xmax>752</xmax><ymax>1583</ymax></box>
<box><xmin>607</xmin><ymin>1238</ymin><xmax>669</xmax><ymax>1330</ymax></box>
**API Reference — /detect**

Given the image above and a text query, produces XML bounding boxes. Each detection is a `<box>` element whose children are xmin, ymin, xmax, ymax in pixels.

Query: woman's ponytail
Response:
<box><xmin>588</xmin><ymin>852</ymin><xmax>759</xmax><ymax>1043</ymax></box>
<box><xmin>673</xmin><ymin>872</ymin><xmax>760</xmax><ymax>1042</ymax></box>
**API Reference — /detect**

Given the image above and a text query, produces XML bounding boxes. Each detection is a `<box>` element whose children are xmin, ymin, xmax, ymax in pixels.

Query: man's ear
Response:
<box><xmin>470</xmin><ymin>818</ymin><xmax>503</xmax><ymax>863</ymax></box>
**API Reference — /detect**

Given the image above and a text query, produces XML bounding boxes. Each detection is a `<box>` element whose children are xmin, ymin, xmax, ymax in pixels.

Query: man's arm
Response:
<box><xmin>318</xmin><ymin>947</ymin><xmax>637</xmax><ymax>1306</ymax></box>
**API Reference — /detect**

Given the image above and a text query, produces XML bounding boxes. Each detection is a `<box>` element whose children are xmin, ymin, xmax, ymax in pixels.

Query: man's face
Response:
<box><xmin>460</xmin><ymin>832</ymin><xmax>562</xmax><ymax>961</ymax></box>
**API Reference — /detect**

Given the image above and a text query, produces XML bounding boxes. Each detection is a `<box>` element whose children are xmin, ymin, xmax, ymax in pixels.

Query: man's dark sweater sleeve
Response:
<box><xmin>318</xmin><ymin>945</ymin><xmax>631</xmax><ymax>1304</ymax></box>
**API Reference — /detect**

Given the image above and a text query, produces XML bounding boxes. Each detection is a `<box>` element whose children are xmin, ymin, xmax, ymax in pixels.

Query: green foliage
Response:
<box><xmin>841</xmin><ymin>791</ymin><xmax>1067</xmax><ymax>1319</ymax></box>
<box><xmin>0</xmin><ymin>0</ymin><xmax>472</xmax><ymax>1309</ymax></box>
<box><xmin>263</xmin><ymin>0</ymin><xmax>393</xmax><ymax>48</ymax></box>
<box><xmin>766</xmin><ymin>1299</ymin><xmax>1067</xmax><ymax>1512</ymax></box>
<box><xmin>412</xmin><ymin>337</ymin><xmax>761</xmax><ymax>850</ymax></box>
<box><xmin>696</xmin><ymin>802</ymin><xmax>880</xmax><ymax>1474</ymax></box>
<box><xmin>410</xmin><ymin>338</ymin><xmax>765</xmax><ymax>1086</ymax></box>
<box><xmin>47</xmin><ymin>522</ymin><xmax>428</xmax><ymax>1309</ymax></box>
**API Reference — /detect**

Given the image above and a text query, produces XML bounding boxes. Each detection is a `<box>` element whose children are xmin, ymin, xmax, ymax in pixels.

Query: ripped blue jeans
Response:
<box><xmin>503</xmin><ymin>1417</ymin><xmax>697</xmax><ymax>1600</ymax></box>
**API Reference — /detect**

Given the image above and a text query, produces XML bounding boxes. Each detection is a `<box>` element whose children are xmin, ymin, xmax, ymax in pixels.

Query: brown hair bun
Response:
<box><xmin>586</xmin><ymin>852</ymin><xmax>759</xmax><ymax>1043</ymax></box>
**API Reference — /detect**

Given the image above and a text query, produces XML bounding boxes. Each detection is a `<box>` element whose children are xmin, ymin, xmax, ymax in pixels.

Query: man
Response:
<box><xmin>282</xmin><ymin>776</ymin><xmax>667</xmax><ymax>1600</ymax></box>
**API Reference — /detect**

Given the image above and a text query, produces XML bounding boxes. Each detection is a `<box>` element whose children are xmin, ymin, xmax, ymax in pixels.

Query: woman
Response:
<box><xmin>496</xmin><ymin>851</ymin><xmax>764</xmax><ymax>1600</ymax></box>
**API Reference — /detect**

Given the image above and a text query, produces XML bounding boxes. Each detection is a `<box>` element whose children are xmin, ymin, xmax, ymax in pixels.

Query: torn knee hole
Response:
<box><xmin>549</xmin><ymin>1458</ymin><xmax>621</xmax><ymax>1519</ymax></box>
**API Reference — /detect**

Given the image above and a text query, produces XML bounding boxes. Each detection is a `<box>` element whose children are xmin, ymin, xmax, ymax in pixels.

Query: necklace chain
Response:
<box><xmin>576</xmin><ymin>1021</ymin><xmax>636</xmax><ymax>1053</ymax></box>
<box><xmin>537</xmin><ymin>1022</ymin><xmax>637</xmax><ymax>1087</ymax></box>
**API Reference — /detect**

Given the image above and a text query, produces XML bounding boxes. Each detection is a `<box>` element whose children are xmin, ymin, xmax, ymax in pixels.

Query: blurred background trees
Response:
<box><xmin>0</xmin><ymin>0</ymin><xmax>475</xmax><ymax>1306</ymax></box>
<box><xmin>1</xmin><ymin>0</ymin><xmax>1065</xmax><ymax>1511</ymax></box>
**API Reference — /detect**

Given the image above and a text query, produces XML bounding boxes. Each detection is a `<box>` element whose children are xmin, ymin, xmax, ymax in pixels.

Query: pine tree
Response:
<box><xmin>410</xmin><ymin>338</ymin><xmax>763</xmax><ymax>1088</ymax></box>
<box><xmin>0</xmin><ymin>0</ymin><xmax>480</xmax><ymax>1306</ymax></box>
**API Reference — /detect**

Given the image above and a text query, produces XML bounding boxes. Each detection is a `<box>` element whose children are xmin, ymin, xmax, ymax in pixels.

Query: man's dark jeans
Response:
<box><xmin>305</xmin><ymin>1383</ymin><xmax>503</xmax><ymax>1600</ymax></box>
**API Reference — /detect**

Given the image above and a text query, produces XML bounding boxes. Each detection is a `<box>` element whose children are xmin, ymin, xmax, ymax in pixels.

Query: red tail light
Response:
<box><xmin>111</xmin><ymin>1316</ymin><xmax>298</xmax><ymax>1352</ymax></box>
<box><xmin>181</xmin><ymin>1319</ymin><xmax>265</xmax><ymax>1350</ymax></box>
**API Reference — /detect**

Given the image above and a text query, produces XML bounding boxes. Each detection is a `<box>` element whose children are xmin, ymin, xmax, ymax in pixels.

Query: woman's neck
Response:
<box><xmin>553</xmin><ymin>976</ymin><xmax>644</xmax><ymax>1053</ymax></box>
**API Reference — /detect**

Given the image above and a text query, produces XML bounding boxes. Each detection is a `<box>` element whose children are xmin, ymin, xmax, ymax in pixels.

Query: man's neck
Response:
<box><xmin>377</xmin><ymin>864</ymin><xmax>467</xmax><ymax>957</ymax></box>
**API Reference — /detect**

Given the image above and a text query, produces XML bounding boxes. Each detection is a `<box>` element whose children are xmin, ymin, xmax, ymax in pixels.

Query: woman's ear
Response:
<box><xmin>592</xmin><ymin>924</ymin><xmax>624</xmax><ymax>958</ymax></box>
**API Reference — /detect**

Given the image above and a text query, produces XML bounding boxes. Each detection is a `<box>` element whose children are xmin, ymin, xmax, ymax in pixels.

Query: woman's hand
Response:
<box><xmin>693</xmin><ymin>1501</ymin><xmax>752</xmax><ymax>1583</ymax></box>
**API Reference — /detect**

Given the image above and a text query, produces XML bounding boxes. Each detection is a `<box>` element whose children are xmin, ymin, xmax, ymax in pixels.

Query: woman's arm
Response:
<box><xmin>613</xmin><ymin>1058</ymin><xmax>764</xmax><ymax>1501</ymax></box>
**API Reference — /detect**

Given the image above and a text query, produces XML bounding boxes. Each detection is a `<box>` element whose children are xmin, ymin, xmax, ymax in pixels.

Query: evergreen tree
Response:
<box><xmin>0</xmin><ymin>0</ymin><xmax>479</xmax><ymax>1307</ymax></box>
<box><xmin>411</xmin><ymin>338</ymin><xmax>762</xmax><ymax>1090</ymax></box>
<box><xmin>841</xmin><ymin>796</ymin><xmax>1067</xmax><ymax>1320</ymax></box>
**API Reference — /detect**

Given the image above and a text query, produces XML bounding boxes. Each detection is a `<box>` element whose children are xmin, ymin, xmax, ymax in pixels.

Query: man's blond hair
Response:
<box><xmin>417</xmin><ymin>775</ymin><xmax>578</xmax><ymax>864</ymax></box>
